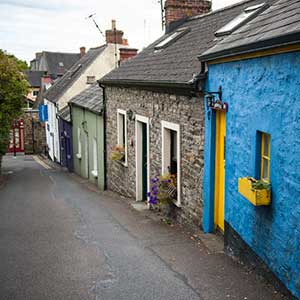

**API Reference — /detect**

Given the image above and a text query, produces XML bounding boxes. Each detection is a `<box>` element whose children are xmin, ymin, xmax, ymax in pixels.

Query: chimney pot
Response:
<box><xmin>112</xmin><ymin>19</ymin><xmax>116</xmax><ymax>30</ymax></box>
<box><xmin>80</xmin><ymin>47</ymin><xmax>86</xmax><ymax>57</ymax></box>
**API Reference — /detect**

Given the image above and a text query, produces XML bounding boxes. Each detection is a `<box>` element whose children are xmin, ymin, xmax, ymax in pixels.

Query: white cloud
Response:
<box><xmin>0</xmin><ymin>0</ymin><xmax>243</xmax><ymax>62</ymax></box>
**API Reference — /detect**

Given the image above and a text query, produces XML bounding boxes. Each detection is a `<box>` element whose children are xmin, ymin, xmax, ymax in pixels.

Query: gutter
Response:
<box><xmin>98</xmin><ymin>81</ymin><xmax>107</xmax><ymax>191</ymax></box>
<box><xmin>98</xmin><ymin>76</ymin><xmax>206</xmax><ymax>96</ymax></box>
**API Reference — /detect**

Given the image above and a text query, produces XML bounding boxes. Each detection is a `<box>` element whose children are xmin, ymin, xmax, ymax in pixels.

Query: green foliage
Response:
<box><xmin>0</xmin><ymin>50</ymin><xmax>29</xmax><ymax>157</ymax></box>
<box><xmin>248</xmin><ymin>177</ymin><xmax>271</xmax><ymax>191</ymax></box>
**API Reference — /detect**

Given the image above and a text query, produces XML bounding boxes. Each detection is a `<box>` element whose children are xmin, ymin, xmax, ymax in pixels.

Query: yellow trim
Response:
<box><xmin>261</xmin><ymin>133</ymin><xmax>271</xmax><ymax>182</ymax></box>
<box><xmin>208</xmin><ymin>44</ymin><xmax>300</xmax><ymax>65</ymax></box>
<box><xmin>214</xmin><ymin>111</ymin><xmax>226</xmax><ymax>232</ymax></box>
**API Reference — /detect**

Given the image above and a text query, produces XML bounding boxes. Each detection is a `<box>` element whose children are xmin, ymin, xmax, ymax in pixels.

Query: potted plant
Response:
<box><xmin>148</xmin><ymin>174</ymin><xmax>177</xmax><ymax>216</ymax></box>
<box><xmin>110</xmin><ymin>145</ymin><xmax>125</xmax><ymax>162</ymax></box>
<box><xmin>238</xmin><ymin>177</ymin><xmax>271</xmax><ymax>206</ymax></box>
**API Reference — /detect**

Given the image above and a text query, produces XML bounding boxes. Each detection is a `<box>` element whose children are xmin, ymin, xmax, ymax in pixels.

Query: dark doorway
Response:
<box><xmin>142</xmin><ymin>122</ymin><xmax>148</xmax><ymax>201</ymax></box>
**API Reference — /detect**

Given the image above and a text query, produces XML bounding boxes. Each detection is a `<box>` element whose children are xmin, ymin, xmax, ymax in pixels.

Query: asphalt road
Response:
<box><xmin>0</xmin><ymin>155</ymin><xmax>288</xmax><ymax>300</ymax></box>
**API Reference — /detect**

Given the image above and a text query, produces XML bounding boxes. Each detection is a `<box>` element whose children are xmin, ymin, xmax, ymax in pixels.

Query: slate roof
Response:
<box><xmin>24</xmin><ymin>70</ymin><xmax>46</xmax><ymax>87</ymax></box>
<box><xmin>43</xmin><ymin>52</ymin><xmax>80</xmax><ymax>76</ymax></box>
<box><xmin>100</xmin><ymin>0</ymin><xmax>276</xmax><ymax>87</ymax></box>
<box><xmin>69</xmin><ymin>83</ymin><xmax>103</xmax><ymax>114</ymax></box>
<box><xmin>199</xmin><ymin>0</ymin><xmax>300</xmax><ymax>61</ymax></box>
<box><xmin>44</xmin><ymin>45</ymin><xmax>106</xmax><ymax>103</ymax></box>
<box><xmin>58</xmin><ymin>106</ymin><xmax>71</xmax><ymax>122</ymax></box>
<box><xmin>31</xmin><ymin>51</ymin><xmax>81</xmax><ymax>77</ymax></box>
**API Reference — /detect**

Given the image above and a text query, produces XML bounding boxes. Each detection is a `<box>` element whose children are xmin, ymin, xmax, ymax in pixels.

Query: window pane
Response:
<box><xmin>263</xmin><ymin>158</ymin><xmax>269</xmax><ymax>179</ymax></box>
<box><xmin>263</xmin><ymin>134</ymin><xmax>269</xmax><ymax>156</ymax></box>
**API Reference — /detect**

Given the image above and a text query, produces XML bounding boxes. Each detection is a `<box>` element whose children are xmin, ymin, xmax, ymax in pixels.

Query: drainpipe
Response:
<box><xmin>98</xmin><ymin>81</ymin><xmax>107</xmax><ymax>190</ymax></box>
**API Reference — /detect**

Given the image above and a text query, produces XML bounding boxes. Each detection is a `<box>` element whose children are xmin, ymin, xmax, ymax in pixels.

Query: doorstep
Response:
<box><xmin>130</xmin><ymin>199</ymin><xmax>224</xmax><ymax>254</ymax></box>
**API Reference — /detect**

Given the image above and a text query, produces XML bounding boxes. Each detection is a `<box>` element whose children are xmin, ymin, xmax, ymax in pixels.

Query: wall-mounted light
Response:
<box><xmin>204</xmin><ymin>86</ymin><xmax>228</xmax><ymax>113</ymax></box>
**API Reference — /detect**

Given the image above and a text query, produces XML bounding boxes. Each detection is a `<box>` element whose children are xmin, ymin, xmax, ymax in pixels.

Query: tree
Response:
<box><xmin>0</xmin><ymin>50</ymin><xmax>29</xmax><ymax>173</ymax></box>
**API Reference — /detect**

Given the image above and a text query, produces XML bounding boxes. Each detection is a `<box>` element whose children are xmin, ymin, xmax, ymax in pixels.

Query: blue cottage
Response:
<box><xmin>199</xmin><ymin>0</ymin><xmax>300</xmax><ymax>298</ymax></box>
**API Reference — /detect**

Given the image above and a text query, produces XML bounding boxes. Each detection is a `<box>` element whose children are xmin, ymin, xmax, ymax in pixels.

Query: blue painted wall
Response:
<box><xmin>203</xmin><ymin>51</ymin><xmax>300</xmax><ymax>298</ymax></box>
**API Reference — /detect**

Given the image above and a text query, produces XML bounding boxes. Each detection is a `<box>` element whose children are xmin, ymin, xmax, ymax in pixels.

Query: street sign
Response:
<box><xmin>39</xmin><ymin>105</ymin><xmax>48</xmax><ymax>122</ymax></box>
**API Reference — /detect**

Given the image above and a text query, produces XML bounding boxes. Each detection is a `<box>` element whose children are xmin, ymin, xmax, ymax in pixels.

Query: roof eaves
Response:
<box><xmin>98</xmin><ymin>78</ymin><xmax>200</xmax><ymax>90</ymax></box>
<box><xmin>198</xmin><ymin>31</ymin><xmax>300</xmax><ymax>62</ymax></box>
<box><xmin>69</xmin><ymin>101</ymin><xmax>103</xmax><ymax>115</ymax></box>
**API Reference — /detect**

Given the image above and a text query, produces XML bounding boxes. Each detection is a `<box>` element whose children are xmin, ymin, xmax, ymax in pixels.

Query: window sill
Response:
<box><xmin>91</xmin><ymin>170</ymin><xmax>98</xmax><ymax>178</ymax></box>
<box><xmin>76</xmin><ymin>153</ymin><xmax>81</xmax><ymax>160</ymax></box>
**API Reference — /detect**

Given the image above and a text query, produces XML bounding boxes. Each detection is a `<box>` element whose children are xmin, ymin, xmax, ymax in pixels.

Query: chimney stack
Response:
<box><xmin>80</xmin><ymin>47</ymin><xmax>86</xmax><ymax>57</ymax></box>
<box><xmin>105</xmin><ymin>20</ymin><xmax>124</xmax><ymax>44</ymax></box>
<box><xmin>165</xmin><ymin>0</ymin><xmax>211</xmax><ymax>31</ymax></box>
<box><xmin>119</xmin><ymin>48</ymin><xmax>138</xmax><ymax>63</ymax></box>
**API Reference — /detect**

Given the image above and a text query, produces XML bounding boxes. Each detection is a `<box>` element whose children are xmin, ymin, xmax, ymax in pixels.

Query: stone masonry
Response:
<box><xmin>23</xmin><ymin>110</ymin><xmax>46</xmax><ymax>154</ymax></box>
<box><xmin>105</xmin><ymin>86</ymin><xmax>205</xmax><ymax>228</ymax></box>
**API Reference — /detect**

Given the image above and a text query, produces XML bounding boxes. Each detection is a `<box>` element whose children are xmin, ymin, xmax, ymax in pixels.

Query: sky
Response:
<box><xmin>0</xmin><ymin>0</ymin><xmax>242</xmax><ymax>63</ymax></box>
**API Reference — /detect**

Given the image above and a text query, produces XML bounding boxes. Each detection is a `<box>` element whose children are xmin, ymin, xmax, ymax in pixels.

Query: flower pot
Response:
<box><xmin>238</xmin><ymin>177</ymin><xmax>271</xmax><ymax>206</ymax></box>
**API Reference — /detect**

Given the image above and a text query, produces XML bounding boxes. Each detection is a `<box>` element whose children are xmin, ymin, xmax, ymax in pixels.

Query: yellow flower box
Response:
<box><xmin>238</xmin><ymin>177</ymin><xmax>271</xmax><ymax>206</ymax></box>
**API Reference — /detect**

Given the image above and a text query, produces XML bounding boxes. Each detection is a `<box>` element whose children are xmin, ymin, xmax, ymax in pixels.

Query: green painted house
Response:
<box><xmin>69</xmin><ymin>83</ymin><xmax>105</xmax><ymax>190</ymax></box>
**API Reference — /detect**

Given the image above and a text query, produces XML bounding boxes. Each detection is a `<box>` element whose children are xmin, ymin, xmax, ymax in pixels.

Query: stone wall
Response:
<box><xmin>105</xmin><ymin>86</ymin><xmax>205</xmax><ymax>228</ymax></box>
<box><xmin>23</xmin><ymin>110</ymin><xmax>46</xmax><ymax>154</ymax></box>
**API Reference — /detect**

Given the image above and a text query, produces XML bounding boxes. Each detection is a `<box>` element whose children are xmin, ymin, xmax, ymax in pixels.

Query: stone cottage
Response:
<box><xmin>100</xmin><ymin>0</ymin><xmax>274</xmax><ymax>229</ymax></box>
<box><xmin>199</xmin><ymin>0</ymin><xmax>300</xmax><ymax>297</ymax></box>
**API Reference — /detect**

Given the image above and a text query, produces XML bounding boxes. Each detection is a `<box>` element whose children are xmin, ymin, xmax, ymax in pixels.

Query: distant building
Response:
<box><xmin>44</xmin><ymin>20</ymin><xmax>137</xmax><ymax>164</ymax></box>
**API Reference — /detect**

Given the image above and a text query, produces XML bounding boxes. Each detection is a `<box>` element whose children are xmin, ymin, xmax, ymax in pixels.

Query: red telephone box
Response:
<box><xmin>8</xmin><ymin>119</ymin><xmax>24</xmax><ymax>153</ymax></box>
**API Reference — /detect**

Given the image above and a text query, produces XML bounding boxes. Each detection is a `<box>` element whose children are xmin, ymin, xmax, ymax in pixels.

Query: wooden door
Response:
<box><xmin>214</xmin><ymin>111</ymin><xmax>226</xmax><ymax>231</ymax></box>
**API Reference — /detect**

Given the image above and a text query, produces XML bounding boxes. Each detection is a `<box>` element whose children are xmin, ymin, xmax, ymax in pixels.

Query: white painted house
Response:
<box><xmin>44</xmin><ymin>20</ymin><xmax>137</xmax><ymax>162</ymax></box>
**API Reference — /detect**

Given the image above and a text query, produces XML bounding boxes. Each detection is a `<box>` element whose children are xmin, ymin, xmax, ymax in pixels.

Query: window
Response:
<box><xmin>155</xmin><ymin>27</ymin><xmax>190</xmax><ymax>50</ymax></box>
<box><xmin>117</xmin><ymin>109</ymin><xmax>127</xmax><ymax>165</ymax></box>
<box><xmin>76</xmin><ymin>127</ymin><xmax>82</xmax><ymax>159</ymax></box>
<box><xmin>87</xmin><ymin>76</ymin><xmax>96</xmax><ymax>84</ymax></box>
<box><xmin>33</xmin><ymin>90</ymin><xmax>39</xmax><ymax>96</ymax></box>
<box><xmin>92</xmin><ymin>138</ymin><xmax>98</xmax><ymax>177</ymax></box>
<box><xmin>215</xmin><ymin>3</ymin><xmax>267</xmax><ymax>37</ymax></box>
<box><xmin>261</xmin><ymin>132</ymin><xmax>271</xmax><ymax>181</ymax></box>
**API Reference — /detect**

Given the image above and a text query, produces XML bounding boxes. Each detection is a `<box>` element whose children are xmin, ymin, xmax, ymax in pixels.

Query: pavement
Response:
<box><xmin>0</xmin><ymin>155</ymin><xmax>289</xmax><ymax>300</ymax></box>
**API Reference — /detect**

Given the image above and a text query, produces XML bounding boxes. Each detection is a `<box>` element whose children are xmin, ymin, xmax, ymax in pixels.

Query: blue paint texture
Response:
<box><xmin>203</xmin><ymin>52</ymin><xmax>300</xmax><ymax>298</ymax></box>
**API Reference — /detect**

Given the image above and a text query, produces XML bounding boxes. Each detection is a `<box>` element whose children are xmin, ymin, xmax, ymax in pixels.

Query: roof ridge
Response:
<box><xmin>189</xmin><ymin>0</ymin><xmax>266</xmax><ymax>21</ymax></box>
<box><xmin>43</xmin><ymin>51</ymin><xmax>80</xmax><ymax>55</ymax></box>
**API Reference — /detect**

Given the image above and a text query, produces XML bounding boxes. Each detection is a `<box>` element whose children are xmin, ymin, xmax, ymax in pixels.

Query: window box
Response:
<box><xmin>238</xmin><ymin>177</ymin><xmax>271</xmax><ymax>206</ymax></box>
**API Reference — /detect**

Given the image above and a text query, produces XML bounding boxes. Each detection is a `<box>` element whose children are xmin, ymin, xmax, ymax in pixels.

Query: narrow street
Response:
<box><xmin>0</xmin><ymin>155</ymin><xmax>286</xmax><ymax>300</ymax></box>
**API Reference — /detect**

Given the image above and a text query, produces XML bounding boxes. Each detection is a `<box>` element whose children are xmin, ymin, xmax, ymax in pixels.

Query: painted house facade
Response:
<box><xmin>199</xmin><ymin>0</ymin><xmax>300</xmax><ymax>297</ymax></box>
<box><xmin>99</xmin><ymin>0</ymin><xmax>273</xmax><ymax>228</ymax></box>
<box><xmin>69</xmin><ymin>84</ymin><xmax>105</xmax><ymax>190</ymax></box>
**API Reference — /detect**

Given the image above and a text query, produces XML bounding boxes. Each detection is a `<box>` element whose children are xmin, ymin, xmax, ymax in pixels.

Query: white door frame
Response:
<box><xmin>135</xmin><ymin>115</ymin><xmax>150</xmax><ymax>201</ymax></box>
<box><xmin>161</xmin><ymin>120</ymin><xmax>181</xmax><ymax>207</ymax></box>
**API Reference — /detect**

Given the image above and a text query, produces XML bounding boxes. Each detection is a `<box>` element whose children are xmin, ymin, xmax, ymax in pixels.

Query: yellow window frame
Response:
<box><xmin>261</xmin><ymin>133</ymin><xmax>271</xmax><ymax>182</ymax></box>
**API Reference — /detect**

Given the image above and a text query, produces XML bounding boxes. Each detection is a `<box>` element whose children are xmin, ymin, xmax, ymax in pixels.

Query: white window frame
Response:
<box><xmin>91</xmin><ymin>137</ymin><xmax>98</xmax><ymax>178</ymax></box>
<box><xmin>135</xmin><ymin>115</ymin><xmax>150</xmax><ymax>201</ymax></box>
<box><xmin>161</xmin><ymin>120</ymin><xmax>181</xmax><ymax>207</ymax></box>
<box><xmin>117</xmin><ymin>109</ymin><xmax>128</xmax><ymax>166</ymax></box>
<box><xmin>76</xmin><ymin>127</ymin><xmax>82</xmax><ymax>159</ymax></box>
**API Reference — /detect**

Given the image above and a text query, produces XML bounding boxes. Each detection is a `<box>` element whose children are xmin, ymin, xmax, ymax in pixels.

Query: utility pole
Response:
<box><xmin>159</xmin><ymin>0</ymin><xmax>165</xmax><ymax>30</ymax></box>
